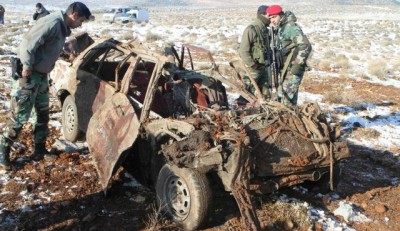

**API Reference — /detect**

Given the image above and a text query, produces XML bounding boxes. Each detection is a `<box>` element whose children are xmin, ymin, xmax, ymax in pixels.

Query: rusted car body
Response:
<box><xmin>50</xmin><ymin>37</ymin><xmax>350</xmax><ymax>230</ymax></box>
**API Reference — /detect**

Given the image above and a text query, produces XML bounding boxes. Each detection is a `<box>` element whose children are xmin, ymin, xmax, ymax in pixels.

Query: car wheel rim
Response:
<box><xmin>165</xmin><ymin>175</ymin><xmax>191</xmax><ymax>219</ymax></box>
<box><xmin>65</xmin><ymin>104</ymin><xmax>75</xmax><ymax>133</ymax></box>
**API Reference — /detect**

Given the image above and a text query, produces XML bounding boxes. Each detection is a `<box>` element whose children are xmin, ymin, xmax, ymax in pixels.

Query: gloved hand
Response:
<box><xmin>275</xmin><ymin>51</ymin><xmax>284</xmax><ymax>69</ymax></box>
<box><xmin>250</xmin><ymin>63</ymin><xmax>263</xmax><ymax>70</ymax></box>
<box><xmin>290</xmin><ymin>64</ymin><xmax>305</xmax><ymax>76</ymax></box>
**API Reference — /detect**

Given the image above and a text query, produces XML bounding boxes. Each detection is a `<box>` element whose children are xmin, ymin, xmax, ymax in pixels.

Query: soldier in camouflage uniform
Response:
<box><xmin>267</xmin><ymin>5</ymin><xmax>312</xmax><ymax>106</ymax></box>
<box><xmin>238</xmin><ymin>5</ymin><xmax>272</xmax><ymax>101</ymax></box>
<box><xmin>0</xmin><ymin>2</ymin><xmax>94</xmax><ymax>169</ymax></box>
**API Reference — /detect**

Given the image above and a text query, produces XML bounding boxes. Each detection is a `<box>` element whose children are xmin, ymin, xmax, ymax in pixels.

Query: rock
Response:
<box><xmin>322</xmin><ymin>195</ymin><xmax>331</xmax><ymax>204</ymax></box>
<box><xmin>374</xmin><ymin>204</ymin><xmax>387</xmax><ymax>213</ymax></box>
<box><xmin>360</xmin><ymin>202</ymin><xmax>368</xmax><ymax>210</ymax></box>
<box><xmin>283</xmin><ymin>219</ymin><xmax>294</xmax><ymax>230</ymax></box>
<box><xmin>134</xmin><ymin>195</ymin><xmax>146</xmax><ymax>203</ymax></box>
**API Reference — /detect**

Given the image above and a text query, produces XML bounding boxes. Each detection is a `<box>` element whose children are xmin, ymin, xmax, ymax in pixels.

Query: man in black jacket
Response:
<box><xmin>33</xmin><ymin>3</ymin><xmax>50</xmax><ymax>21</ymax></box>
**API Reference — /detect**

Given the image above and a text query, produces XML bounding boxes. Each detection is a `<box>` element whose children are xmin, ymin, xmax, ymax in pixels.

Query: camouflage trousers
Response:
<box><xmin>243</xmin><ymin>65</ymin><xmax>271</xmax><ymax>100</ymax></box>
<box><xmin>0</xmin><ymin>72</ymin><xmax>50</xmax><ymax>147</ymax></box>
<box><xmin>277</xmin><ymin>68</ymin><xmax>304</xmax><ymax>106</ymax></box>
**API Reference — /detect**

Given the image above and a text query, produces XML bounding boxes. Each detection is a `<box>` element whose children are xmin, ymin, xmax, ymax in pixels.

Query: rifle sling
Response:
<box><xmin>279</xmin><ymin>48</ymin><xmax>295</xmax><ymax>85</ymax></box>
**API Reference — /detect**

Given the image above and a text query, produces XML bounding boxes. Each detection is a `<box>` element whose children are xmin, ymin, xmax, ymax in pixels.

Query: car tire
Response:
<box><xmin>62</xmin><ymin>95</ymin><xmax>81</xmax><ymax>142</ymax></box>
<box><xmin>156</xmin><ymin>164</ymin><xmax>211</xmax><ymax>231</ymax></box>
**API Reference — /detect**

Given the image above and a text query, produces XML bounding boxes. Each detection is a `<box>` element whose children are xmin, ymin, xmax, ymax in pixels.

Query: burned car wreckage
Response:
<box><xmin>50</xmin><ymin>35</ymin><xmax>350</xmax><ymax>230</ymax></box>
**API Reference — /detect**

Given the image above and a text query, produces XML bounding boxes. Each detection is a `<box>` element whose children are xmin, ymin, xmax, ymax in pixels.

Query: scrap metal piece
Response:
<box><xmin>87</xmin><ymin>93</ymin><xmax>140</xmax><ymax>190</ymax></box>
<box><xmin>218</xmin><ymin>144</ymin><xmax>261</xmax><ymax>231</ymax></box>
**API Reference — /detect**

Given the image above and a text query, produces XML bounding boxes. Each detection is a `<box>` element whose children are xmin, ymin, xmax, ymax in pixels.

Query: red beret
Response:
<box><xmin>266</xmin><ymin>5</ymin><xmax>282</xmax><ymax>16</ymax></box>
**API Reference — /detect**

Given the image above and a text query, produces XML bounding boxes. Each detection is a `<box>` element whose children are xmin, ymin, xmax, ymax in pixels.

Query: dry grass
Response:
<box><xmin>143</xmin><ymin>203</ymin><xmax>181</xmax><ymax>231</ymax></box>
<box><xmin>367</xmin><ymin>59</ymin><xmax>388</xmax><ymax>79</ymax></box>
<box><xmin>146</xmin><ymin>32</ymin><xmax>162</xmax><ymax>42</ymax></box>
<box><xmin>323</xmin><ymin>50</ymin><xmax>336</xmax><ymax>59</ymax></box>
<box><xmin>316</xmin><ymin>60</ymin><xmax>331</xmax><ymax>71</ymax></box>
<box><xmin>143</xmin><ymin>203</ymin><xmax>165</xmax><ymax>230</ymax></box>
<box><xmin>334</xmin><ymin>54</ymin><xmax>350</xmax><ymax>70</ymax></box>
<box><xmin>352</xmin><ymin>127</ymin><xmax>381</xmax><ymax>140</ymax></box>
<box><xmin>260</xmin><ymin>199</ymin><xmax>312</xmax><ymax>230</ymax></box>
<box><xmin>350</xmin><ymin>54</ymin><xmax>360</xmax><ymax>60</ymax></box>
<box><xmin>324</xmin><ymin>90</ymin><xmax>365</xmax><ymax>106</ymax></box>
<box><xmin>121</xmin><ymin>32</ymin><xmax>134</xmax><ymax>40</ymax></box>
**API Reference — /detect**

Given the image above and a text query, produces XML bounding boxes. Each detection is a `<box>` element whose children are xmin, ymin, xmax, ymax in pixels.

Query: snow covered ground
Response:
<box><xmin>0</xmin><ymin>2</ymin><xmax>399</xmax><ymax>230</ymax></box>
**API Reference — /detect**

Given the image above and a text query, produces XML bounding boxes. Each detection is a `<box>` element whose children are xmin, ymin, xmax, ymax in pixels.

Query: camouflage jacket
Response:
<box><xmin>276</xmin><ymin>11</ymin><xmax>311</xmax><ymax>67</ymax></box>
<box><xmin>239</xmin><ymin>17</ymin><xmax>269</xmax><ymax>67</ymax></box>
<box><xmin>18</xmin><ymin>11</ymin><xmax>71</xmax><ymax>74</ymax></box>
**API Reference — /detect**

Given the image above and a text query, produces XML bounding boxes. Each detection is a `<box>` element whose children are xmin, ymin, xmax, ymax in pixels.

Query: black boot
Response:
<box><xmin>32</xmin><ymin>143</ymin><xmax>49</xmax><ymax>161</ymax></box>
<box><xmin>0</xmin><ymin>143</ymin><xmax>11</xmax><ymax>168</ymax></box>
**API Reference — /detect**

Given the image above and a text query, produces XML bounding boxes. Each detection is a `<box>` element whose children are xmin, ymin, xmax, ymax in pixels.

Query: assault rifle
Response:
<box><xmin>268</xmin><ymin>26</ymin><xmax>279</xmax><ymax>100</ymax></box>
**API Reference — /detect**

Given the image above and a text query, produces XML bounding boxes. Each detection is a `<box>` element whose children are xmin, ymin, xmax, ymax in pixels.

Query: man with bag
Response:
<box><xmin>0</xmin><ymin>2</ymin><xmax>94</xmax><ymax>170</ymax></box>
<box><xmin>267</xmin><ymin>5</ymin><xmax>312</xmax><ymax>106</ymax></box>
<box><xmin>238</xmin><ymin>5</ymin><xmax>272</xmax><ymax>101</ymax></box>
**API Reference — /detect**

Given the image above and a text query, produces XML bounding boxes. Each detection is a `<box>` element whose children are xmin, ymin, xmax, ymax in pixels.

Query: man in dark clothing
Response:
<box><xmin>0</xmin><ymin>2</ymin><xmax>94</xmax><ymax>170</ymax></box>
<box><xmin>33</xmin><ymin>3</ymin><xmax>50</xmax><ymax>21</ymax></box>
<box><xmin>0</xmin><ymin>5</ymin><xmax>5</xmax><ymax>24</ymax></box>
<box><xmin>267</xmin><ymin>5</ymin><xmax>312</xmax><ymax>106</ymax></box>
<box><xmin>238</xmin><ymin>5</ymin><xmax>272</xmax><ymax>101</ymax></box>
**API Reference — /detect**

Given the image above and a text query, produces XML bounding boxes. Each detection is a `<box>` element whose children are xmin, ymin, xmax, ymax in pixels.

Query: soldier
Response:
<box><xmin>267</xmin><ymin>5</ymin><xmax>312</xmax><ymax>106</ymax></box>
<box><xmin>238</xmin><ymin>5</ymin><xmax>272</xmax><ymax>101</ymax></box>
<box><xmin>0</xmin><ymin>2</ymin><xmax>94</xmax><ymax>170</ymax></box>
<box><xmin>33</xmin><ymin>3</ymin><xmax>50</xmax><ymax>21</ymax></box>
<box><xmin>0</xmin><ymin>5</ymin><xmax>5</xmax><ymax>25</ymax></box>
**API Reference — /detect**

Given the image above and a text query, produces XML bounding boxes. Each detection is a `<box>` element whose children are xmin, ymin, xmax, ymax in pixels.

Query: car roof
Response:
<box><xmin>110</xmin><ymin>6</ymin><xmax>136</xmax><ymax>9</ymax></box>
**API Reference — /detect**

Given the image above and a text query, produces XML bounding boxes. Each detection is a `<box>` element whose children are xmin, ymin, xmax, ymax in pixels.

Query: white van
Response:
<box><xmin>102</xmin><ymin>6</ymin><xmax>149</xmax><ymax>23</ymax></box>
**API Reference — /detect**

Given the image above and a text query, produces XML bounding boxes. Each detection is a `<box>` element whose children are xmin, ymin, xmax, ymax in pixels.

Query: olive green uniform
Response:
<box><xmin>0</xmin><ymin>11</ymin><xmax>71</xmax><ymax>157</ymax></box>
<box><xmin>239</xmin><ymin>15</ymin><xmax>271</xmax><ymax>100</ymax></box>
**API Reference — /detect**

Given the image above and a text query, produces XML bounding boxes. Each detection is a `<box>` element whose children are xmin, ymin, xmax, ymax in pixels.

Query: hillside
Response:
<box><xmin>1</xmin><ymin>0</ymin><xmax>399</xmax><ymax>9</ymax></box>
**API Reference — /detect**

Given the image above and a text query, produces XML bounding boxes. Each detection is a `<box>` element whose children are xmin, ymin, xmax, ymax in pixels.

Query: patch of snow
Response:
<box><xmin>279</xmin><ymin>194</ymin><xmax>356</xmax><ymax>231</ymax></box>
<box><xmin>333</xmin><ymin>201</ymin><xmax>372</xmax><ymax>223</ymax></box>
<box><xmin>310</xmin><ymin>207</ymin><xmax>356</xmax><ymax>231</ymax></box>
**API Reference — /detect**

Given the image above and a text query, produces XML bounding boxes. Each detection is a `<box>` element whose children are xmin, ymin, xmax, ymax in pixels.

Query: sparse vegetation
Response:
<box><xmin>353</xmin><ymin>127</ymin><xmax>381</xmax><ymax>139</ymax></box>
<box><xmin>121</xmin><ymin>32</ymin><xmax>134</xmax><ymax>40</ymax></box>
<box><xmin>367</xmin><ymin>59</ymin><xmax>388</xmax><ymax>79</ymax></box>
<box><xmin>260</xmin><ymin>199</ymin><xmax>313</xmax><ymax>230</ymax></box>
<box><xmin>0</xmin><ymin>4</ymin><xmax>400</xmax><ymax>231</ymax></box>
<box><xmin>146</xmin><ymin>32</ymin><xmax>162</xmax><ymax>42</ymax></box>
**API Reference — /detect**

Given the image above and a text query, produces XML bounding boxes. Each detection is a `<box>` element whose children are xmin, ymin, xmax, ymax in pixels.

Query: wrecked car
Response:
<box><xmin>49</xmin><ymin>36</ymin><xmax>350</xmax><ymax>230</ymax></box>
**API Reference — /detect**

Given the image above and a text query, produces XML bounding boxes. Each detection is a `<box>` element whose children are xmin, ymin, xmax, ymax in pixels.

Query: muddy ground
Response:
<box><xmin>0</xmin><ymin>71</ymin><xmax>399</xmax><ymax>231</ymax></box>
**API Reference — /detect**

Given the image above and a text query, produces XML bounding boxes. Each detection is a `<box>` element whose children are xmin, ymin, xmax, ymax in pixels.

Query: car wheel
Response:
<box><xmin>156</xmin><ymin>164</ymin><xmax>211</xmax><ymax>231</ymax></box>
<box><xmin>62</xmin><ymin>95</ymin><xmax>81</xmax><ymax>142</ymax></box>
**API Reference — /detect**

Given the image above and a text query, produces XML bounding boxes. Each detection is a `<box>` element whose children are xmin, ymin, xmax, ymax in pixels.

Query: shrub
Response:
<box><xmin>146</xmin><ymin>32</ymin><xmax>162</xmax><ymax>42</ymax></box>
<box><xmin>317</xmin><ymin>60</ymin><xmax>331</xmax><ymax>71</ymax></box>
<box><xmin>350</xmin><ymin>55</ymin><xmax>360</xmax><ymax>60</ymax></box>
<box><xmin>367</xmin><ymin>59</ymin><xmax>387</xmax><ymax>79</ymax></box>
<box><xmin>121</xmin><ymin>32</ymin><xmax>134</xmax><ymax>40</ymax></box>
<box><xmin>323</xmin><ymin>50</ymin><xmax>336</xmax><ymax>59</ymax></box>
